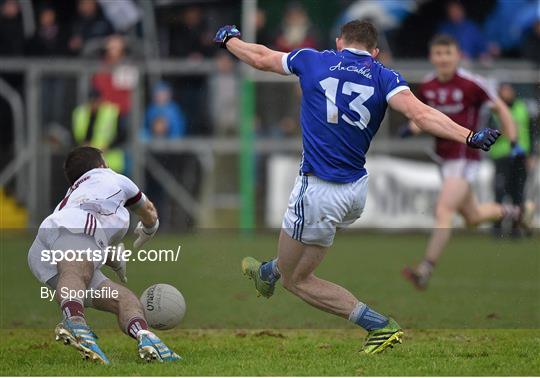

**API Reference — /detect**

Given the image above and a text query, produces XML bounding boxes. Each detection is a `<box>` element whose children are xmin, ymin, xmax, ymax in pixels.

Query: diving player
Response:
<box><xmin>213</xmin><ymin>21</ymin><xmax>501</xmax><ymax>354</ymax></box>
<box><xmin>400</xmin><ymin>35</ymin><xmax>533</xmax><ymax>290</ymax></box>
<box><xmin>28</xmin><ymin>146</ymin><xmax>180</xmax><ymax>364</ymax></box>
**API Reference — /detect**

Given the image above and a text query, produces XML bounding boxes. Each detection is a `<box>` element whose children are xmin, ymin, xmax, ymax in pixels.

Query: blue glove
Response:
<box><xmin>510</xmin><ymin>142</ymin><xmax>526</xmax><ymax>158</ymax></box>
<box><xmin>466</xmin><ymin>128</ymin><xmax>501</xmax><ymax>151</ymax></box>
<box><xmin>213</xmin><ymin>25</ymin><xmax>241</xmax><ymax>48</ymax></box>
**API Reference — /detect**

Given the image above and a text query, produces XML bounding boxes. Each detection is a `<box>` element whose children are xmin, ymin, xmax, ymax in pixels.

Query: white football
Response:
<box><xmin>140</xmin><ymin>284</ymin><xmax>186</xmax><ymax>330</ymax></box>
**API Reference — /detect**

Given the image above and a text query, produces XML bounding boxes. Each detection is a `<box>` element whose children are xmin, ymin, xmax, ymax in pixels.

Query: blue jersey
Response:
<box><xmin>282</xmin><ymin>47</ymin><xmax>409</xmax><ymax>183</ymax></box>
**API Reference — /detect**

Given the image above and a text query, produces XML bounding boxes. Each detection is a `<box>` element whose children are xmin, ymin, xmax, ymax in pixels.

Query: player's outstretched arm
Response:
<box><xmin>214</xmin><ymin>25</ymin><xmax>287</xmax><ymax>75</ymax></box>
<box><xmin>491</xmin><ymin>96</ymin><xmax>524</xmax><ymax>156</ymax></box>
<box><xmin>133</xmin><ymin>198</ymin><xmax>159</xmax><ymax>248</ymax></box>
<box><xmin>389</xmin><ymin>89</ymin><xmax>501</xmax><ymax>151</ymax></box>
<box><xmin>134</xmin><ymin>197</ymin><xmax>158</xmax><ymax>227</ymax></box>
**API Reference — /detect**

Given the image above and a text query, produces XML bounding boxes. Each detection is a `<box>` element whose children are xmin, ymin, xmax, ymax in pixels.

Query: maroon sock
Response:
<box><xmin>61</xmin><ymin>299</ymin><xmax>85</xmax><ymax>320</ymax></box>
<box><xmin>127</xmin><ymin>317</ymin><xmax>149</xmax><ymax>339</ymax></box>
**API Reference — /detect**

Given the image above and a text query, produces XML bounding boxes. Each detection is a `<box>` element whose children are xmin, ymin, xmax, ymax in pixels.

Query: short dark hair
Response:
<box><xmin>63</xmin><ymin>146</ymin><xmax>105</xmax><ymax>185</ymax></box>
<box><xmin>429</xmin><ymin>34</ymin><xmax>460</xmax><ymax>49</ymax></box>
<box><xmin>340</xmin><ymin>20</ymin><xmax>378</xmax><ymax>50</ymax></box>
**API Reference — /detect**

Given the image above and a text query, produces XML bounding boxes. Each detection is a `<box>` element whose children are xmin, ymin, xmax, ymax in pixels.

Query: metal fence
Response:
<box><xmin>0</xmin><ymin>57</ymin><xmax>538</xmax><ymax>227</ymax></box>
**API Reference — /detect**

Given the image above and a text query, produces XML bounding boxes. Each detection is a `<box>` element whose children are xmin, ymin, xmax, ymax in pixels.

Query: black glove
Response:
<box><xmin>466</xmin><ymin>128</ymin><xmax>501</xmax><ymax>151</ymax></box>
<box><xmin>213</xmin><ymin>25</ymin><xmax>241</xmax><ymax>48</ymax></box>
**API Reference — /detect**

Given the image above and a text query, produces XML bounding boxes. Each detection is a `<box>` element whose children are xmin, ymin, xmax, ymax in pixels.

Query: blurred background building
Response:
<box><xmin>0</xmin><ymin>0</ymin><xmax>538</xmax><ymax>232</ymax></box>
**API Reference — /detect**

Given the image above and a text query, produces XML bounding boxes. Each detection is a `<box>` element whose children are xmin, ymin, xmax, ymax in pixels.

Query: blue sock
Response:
<box><xmin>349</xmin><ymin>302</ymin><xmax>389</xmax><ymax>331</ymax></box>
<box><xmin>259</xmin><ymin>259</ymin><xmax>280</xmax><ymax>284</ymax></box>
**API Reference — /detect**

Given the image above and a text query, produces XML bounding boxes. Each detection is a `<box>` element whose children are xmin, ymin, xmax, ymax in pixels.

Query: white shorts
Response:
<box><xmin>440</xmin><ymin>159</ymin><xmax>480</xmax><ymax>183</ymax></box>
<box><xmin>282</xmin><ymin>174</ymin><xmax>368</xmax><ymax>247</ymax></box>
<box><xmin>28</xmin><ymin>228</ymin><xmax>108</xmax><ymax>293</ymax></box>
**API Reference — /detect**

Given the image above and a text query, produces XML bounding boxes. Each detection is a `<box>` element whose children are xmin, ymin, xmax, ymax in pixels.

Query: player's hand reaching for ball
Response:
<box><xmin>133</xmin><ymin>219</ymin><xmax>159</xmax><ymax>248</ymax></box>
<box><xmin>466</xmin><ymin>128</ymin><xmax>501</xmax><ymax>151</ymax></box>
<box><xmin>213</xmin><ymin>25</ymin><xmax>241</xmax><ymax>48</ymax></box>
<box><xmin>105</xmin><ymin>242</ymin><xmax>129</xmax><ymax>283</ymax></box>
<box><xmin>112</xmin><ymin>242</ymin><xmax>128</xmax><ymax>283</ymax></box>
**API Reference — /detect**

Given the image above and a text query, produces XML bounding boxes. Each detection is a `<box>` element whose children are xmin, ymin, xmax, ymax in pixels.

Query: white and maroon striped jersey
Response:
<box><xmin>41</xmin><ymin>168</ymin><xmax>143</xmax><ymax>248</ymax></box>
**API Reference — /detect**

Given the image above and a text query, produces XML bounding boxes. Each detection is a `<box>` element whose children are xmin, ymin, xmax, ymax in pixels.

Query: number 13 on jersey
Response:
<box><xmin>319</xmin><ymin>77</ymin><xmax>374</xmax><ymax>130</ymax></box>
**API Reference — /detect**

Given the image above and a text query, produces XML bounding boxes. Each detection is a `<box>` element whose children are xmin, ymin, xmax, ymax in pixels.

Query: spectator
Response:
<box><xmin>0</xmin><ymin>0</ymin><xmax>24</xmax><ymax>56</ymax></box>
<box><xmin>166</xmin><ymin>6</ymin><xmax>212</xmax><ymax>132</ymax></box>
<box><xmin>68</xmin><ymin>0</ymin><xmax>113</xmax><ymax>55</ymax></box>
<box><xmin>522</xmin><ymin>20</ymin><xmax>540</xmax><ymax>64</ymax></box>
<box><xmin>437</xmin><ymin>0</ymin><xmax>489</xmax><ymax>61</ymax></box>
<box><xmin>72</xmin><ymin>88</ymin><xmax>125</xmax><ymax>173</ymax></box>
<box><xmin>142</xmin><ymin>82</ymin><xmax>194</xmax><ymax>230</ymax></box>
<box><xmin>209</xmin><ymin>52</ymin><xmax>238</xmax><ymax>135</ymax></box>
<box><xmin>148</xmin><ymin>117</ymin><xmax>169</xmax><ymax>138</ymax></box>
<box><xmin>27</xmin><ymin>5</ymin><xmax>69</xmax><ymax>126</ymax></box>
<box><xmin>92</xmin><ymin>34</ymin><xmax>138</xmax><ymax>116</ymax></box>
<box><xmin>26</xmin><ymin>6</ymin><xmax>65</xmax><ymax>56</ymax></box>
<box><xmin>483</xmin><ymin>0</ymin><xmax>531</xmax><ymax>57</ymax></box>
<box><xmin>490</xmin><ymin>83</ymin><xmax>531</xmax><ymax>237</ymax></box>
<box><xmin>169</xmin><ymin>6</ymin><xmax>212</xmax><ymax>58</ymax></box>
<box><xmin>273</xmin><ymin>3</ymin><xmax>319</xmax><ymax>52</ymax></box>
<box><xmin>255</xmin><ymin>8</ymin><xmax>272</xmax><ymax>46</ymax></box>
<box><xmin>143</xmin><ymin>81</ymin><xmax>186</xmax><ymax>140</ymax></box>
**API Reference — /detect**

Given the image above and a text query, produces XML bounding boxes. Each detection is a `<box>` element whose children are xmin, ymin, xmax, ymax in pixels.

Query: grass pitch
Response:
<box><xmin>1</xmin><ymin>329</ymin><xmax>539</xmax><ymax>376</ymax></box>
<box><xmin>1</xmin><ymin>231</ymin><xmax>539</xmax><ymax>375</ymax></box>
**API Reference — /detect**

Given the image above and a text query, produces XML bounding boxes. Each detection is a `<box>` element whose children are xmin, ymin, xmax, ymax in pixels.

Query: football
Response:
<box><xmin>140</xmin><ymin>283</ymin><xmax>186</xmax><ymax>330</ymax></box>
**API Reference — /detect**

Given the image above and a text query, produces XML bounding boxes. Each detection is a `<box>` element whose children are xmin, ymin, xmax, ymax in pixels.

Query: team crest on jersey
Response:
<box><xmin>424</xmin><ymin>90</ymin><xmax>436</xmax><ymax>99</ymax></box>
<box><xmin>452</xmin><ymin>89</ymin><xmax>463</xmax><ymax>101</ymax></box>
<box><xmin>438</xmin><ymin>88</ymin><xmax>449</xmax><ymax>103</ymax></box>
